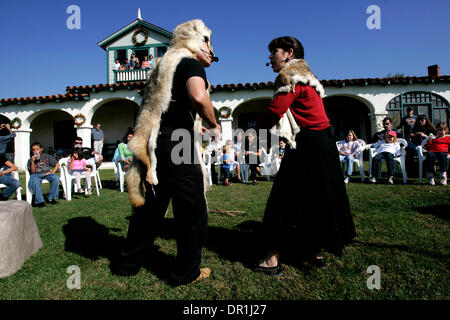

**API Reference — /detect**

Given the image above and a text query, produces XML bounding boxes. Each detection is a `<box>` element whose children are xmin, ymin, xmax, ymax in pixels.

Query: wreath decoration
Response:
<box><xmin>73</xmin><ymin>113</ymin><xmax>86</xmax><ymax>127</ymax></box>
<box><xmin>218</xmin><ymin>107</ymin><xmax>232</xmax><ymax>119</ymax></box>
<box><xmin>11</xmin><ymin>117</ymin><xmax>21</xmax><ymax>129</ymax></box>
<box><xmin>133</xmin><ymin>28</ymin><xmax>149</xmax><ymax>46</ymax></box>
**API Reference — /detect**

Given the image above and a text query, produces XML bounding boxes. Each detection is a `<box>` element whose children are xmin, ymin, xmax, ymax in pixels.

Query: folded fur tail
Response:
<box><xmin>126</xmin><ymin>158</ymin><xmax>148</xmax><ymax>207</ymax></box>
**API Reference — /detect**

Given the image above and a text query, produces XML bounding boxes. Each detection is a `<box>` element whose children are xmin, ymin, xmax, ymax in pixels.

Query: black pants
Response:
<box><xmin>249</xmin><ymin>164</ymin><xmax>258</xmax><ymax>181</ymax></box>
<box><xmin>426</xmin><ymin>152</ymin><xmax>448</xmax><ymax>174</ymax></box>
<box><xmin>123</xmin><ymin>135</ymin><xmax>208</xmax><ymax>285</ymax></box>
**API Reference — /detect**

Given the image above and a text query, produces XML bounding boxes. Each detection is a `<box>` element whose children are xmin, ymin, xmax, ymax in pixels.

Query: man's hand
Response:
<box><xmin>208</xmin><ymin>124</ymin><xmax>221</xmax><ymax>141</ymax></box>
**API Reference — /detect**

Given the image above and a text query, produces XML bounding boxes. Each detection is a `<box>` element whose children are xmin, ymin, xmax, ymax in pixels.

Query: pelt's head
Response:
<box><xmin>171</xmin><ymin>19</ymin><xmax>214</xmax><ymax>55</ymax></box>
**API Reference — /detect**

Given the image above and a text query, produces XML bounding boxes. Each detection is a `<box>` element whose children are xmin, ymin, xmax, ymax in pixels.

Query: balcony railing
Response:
<box><xmin>114</xmin><ymin>69</ymin><xmax>150</xmax><ymax>83</ymax></box>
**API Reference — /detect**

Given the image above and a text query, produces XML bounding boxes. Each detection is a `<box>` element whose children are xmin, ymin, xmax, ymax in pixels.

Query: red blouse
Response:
<box><xmin>425</xmin><ymin>135</ymin><xmax>450</xmax><ymax>153</ymax></box>
<box><xmin>255</xmin><ymin>84</ymin><xmax>330</xmax><ymax>130</ymax></box>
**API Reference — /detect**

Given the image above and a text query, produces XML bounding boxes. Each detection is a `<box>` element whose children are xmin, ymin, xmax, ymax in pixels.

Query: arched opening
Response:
<box><xmin>323</xmin><ymin>95</ymin><xmax>371</xmax><ymax>141</ymax></box>
<box><xmin>91</xmin><ymin>99</ymin><xmax>140</xmax><ymax>160</ymax></box>
<box><xmin>386</xmin><ymin>91</ymin><xmax>449</xmax><ymax>126</ymax></box>
<box><xmin>0</xmin><ymin>115</ymin><xmax>14</xmax><ymax>159</ymax></box>
<box><xmin>30</xmin><ymin>110</ymin><xmax>76</xmax><ymax>155</ymax></box>
<box><xmin>232</xmin><ymin>98</ymin><xmax>271</xmax><ymax>131</ymax></box>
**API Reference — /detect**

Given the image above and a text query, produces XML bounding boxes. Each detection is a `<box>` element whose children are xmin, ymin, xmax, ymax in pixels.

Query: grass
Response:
<box><xmin>0</xmin><ymin>169</ymin><xmax>449</xmax><ymax>300</ymax></box>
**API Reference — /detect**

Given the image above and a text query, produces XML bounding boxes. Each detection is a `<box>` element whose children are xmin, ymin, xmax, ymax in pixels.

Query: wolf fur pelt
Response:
<box><xmin>270</xmin><ymin>59</ymin><xmax>325</xmax><ymax>148</ymax></box>
<box><xmin>126</xmin><ymin>19</ymin><xmax>212</xmax><ymax>207</ymax></box>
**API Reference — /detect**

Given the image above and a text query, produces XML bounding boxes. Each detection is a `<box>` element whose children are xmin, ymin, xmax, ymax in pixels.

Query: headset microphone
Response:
<box><xmin>266</xmin><ymin>62</ymin><xmax>270</xmax><ymax>66</ymax></box>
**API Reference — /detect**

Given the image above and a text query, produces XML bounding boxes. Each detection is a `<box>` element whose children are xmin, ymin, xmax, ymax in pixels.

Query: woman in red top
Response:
<box><xmin>254</xmin><ymin>37</ymin><xmax>356</xmax><ymax>275</ymax></box>
<box><xmin>424</xmin><ymin>122</ymin><xmax>450</xmax><ymax>185</ymax></box>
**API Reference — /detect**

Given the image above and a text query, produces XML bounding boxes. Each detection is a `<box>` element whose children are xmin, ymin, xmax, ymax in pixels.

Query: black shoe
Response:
<box><xmin>110</xmin><ymin>251</ymin><xmax>143</xmax><ymax>276</ymax></box>
<box><xmin>47</xmin><ymin>199</ymin><xmax>58</xmax><ymax>204</ymax></box>
<box><xmin>0</xmin><ymin>195</ymin><xmax>9</xmax><ymax>201</ymax></box>
<box><xmin>33</xmin><ymin>202</ymin><xmax>46</xmax><ymax>208</ymax></box>
<box><xmin>253</xmin><ymin>264</ymin><xmax>282</xmax><ymax>276</ymax></box>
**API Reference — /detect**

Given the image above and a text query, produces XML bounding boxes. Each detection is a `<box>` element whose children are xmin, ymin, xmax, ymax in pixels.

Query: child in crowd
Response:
<box><xmin>221</xmin><ymin>145</ymin><xmax>232</xmax><ymax>186</ymax></box>
<box><xmin>423</xmin><ymin>122</ymin><xmax>450</xmax><ymax>185</ymax></box>
<box><xmin>337</xmin><ymin>130</ymin><xmax>364</xmax><ymax>183</ymax></box>
<box><xmin>68</xmin><ymin>148</ymin><xmax>92</xmax><ymax>194</ymax></box>
<box><xmin>369</xmin><ymin>130</ymin><xmax>402</xmax><ymax>184</ymax></box>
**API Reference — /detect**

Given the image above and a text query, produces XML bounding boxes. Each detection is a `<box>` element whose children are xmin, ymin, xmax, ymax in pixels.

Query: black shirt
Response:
<box><xmin>0</xmin><ymin>154</ymin><xmax>6</xmax><ymax>168</ymax></box>
<box><xmin>160</xmin><ymin>58</ymin><xmax>208</xmax><ymax>131</ymax></box>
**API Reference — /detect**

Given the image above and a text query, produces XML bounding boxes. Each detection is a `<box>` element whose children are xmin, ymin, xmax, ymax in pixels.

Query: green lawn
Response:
<box><xmin>0</xmin><ymin>169</ymin><xmax>449</xmax><ymax>300</ymax></box>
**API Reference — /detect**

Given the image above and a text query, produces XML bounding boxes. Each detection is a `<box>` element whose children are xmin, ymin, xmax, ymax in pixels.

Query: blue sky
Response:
<box><xmin>0</xmin><ymin>0</ymin><xmax>449</xmax><ymax>99</ymax></box>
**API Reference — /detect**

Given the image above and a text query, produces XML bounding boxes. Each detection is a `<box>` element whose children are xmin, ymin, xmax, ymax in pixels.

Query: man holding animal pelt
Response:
<box><xmin>111</xmin><ymin>19</ymin><xmax>221</xmax><ymax>285</ymax></box>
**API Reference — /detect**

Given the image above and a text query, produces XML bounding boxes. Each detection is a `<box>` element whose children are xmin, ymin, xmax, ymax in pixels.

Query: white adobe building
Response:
<box><xmin>1</xmin><ymin>14</ymin><xmax>449</xmax><ymax>170</ymax></box>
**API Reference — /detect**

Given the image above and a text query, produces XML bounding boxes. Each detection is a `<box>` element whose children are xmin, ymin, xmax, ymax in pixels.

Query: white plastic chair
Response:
<box><xmin>116</xmin><ymin>161</ymin><xmax>125</xmax><ymax>192</ymax></box>
<box><xmin>61</xmin><ymin>157</ymin><xmax>101</xmax><ymax>200</ymax></box>
<box><xmin>259</xmin><ymin>147</ymin><xmax>273</xmax><ymax>181</ymax></box>
<box><xmin>336</xmin><ymin>139</ymin><xmax>366</xmax><ymax>182</ymax></box>
<box><xmin>25</xmin><ymin>157</ymin><xmax>67</xmax><ymax>204</ymax></box>
<box><xmin>417</xmin><ymin>145</ymin><xmax>450</xmax><ymax>184</ymax></box>
<box><xmin>368</xmin><ymin>138</ymin><xmax>408</xmax><ymax>183</ymax></box>
<box><xmin>0</xmin><ymin>171</ymin><xmax>22</xmax><ymax>200</ymax></box>
<box><xmin>202</xmin><ymin>152</ymin><xmax>213</xmax><ymax>186</ymax></box>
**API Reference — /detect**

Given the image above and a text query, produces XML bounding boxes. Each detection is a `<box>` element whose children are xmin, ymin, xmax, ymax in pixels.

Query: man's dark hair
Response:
<box><xmin>268</xmin><ymin>36</ymin><xmax>304</xmax><ymax>59</ymax></box>
<box><xmin>75</xmin><ymin>137</ymin><xmax>83</xmax><ymax>142</ymax></box>
<box><xmin>31</xmin><ymin>142</ymin><xmax>42</xmax><ymax>148</ymax></box>
<box><xmin>383</xmin><ymin>117</ymin><xmax>393</xmax><ymax>124</ymax></box>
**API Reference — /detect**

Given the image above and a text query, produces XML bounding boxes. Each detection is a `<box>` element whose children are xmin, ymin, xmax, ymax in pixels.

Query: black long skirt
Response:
<box><xmin>260</xmin><ymin>127</ymin><xmax>356</xmax><ymax>257</ymax></box>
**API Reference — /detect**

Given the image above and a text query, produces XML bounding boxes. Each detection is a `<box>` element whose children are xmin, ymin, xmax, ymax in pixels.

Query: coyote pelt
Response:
<box><xmin>126</xmin><ymin>19</ymin><xmax>212</xmax><ymax>207</ymax></box>
<box><xmin>273</xmin><ymin>59</ymin><xmax>325</xmax><ymax>98</ymax></box>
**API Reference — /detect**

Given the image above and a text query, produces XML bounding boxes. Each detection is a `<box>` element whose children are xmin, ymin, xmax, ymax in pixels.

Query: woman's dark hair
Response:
<box><xmin>268</xmin><ymin>36</ymin><xmax>304</xmax><ymax>59</ymax></box>
<box><xmin>412</xmin><ymin>114</ymin><xmax>437</xmax><ymax>133</ymax></box>
<box><xmin>123</xmin><ymin>131</ymin><xmax>134</xmax><ymax>143</ymax></box>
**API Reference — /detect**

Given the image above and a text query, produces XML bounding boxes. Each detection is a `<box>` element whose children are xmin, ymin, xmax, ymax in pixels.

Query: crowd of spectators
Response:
<box><xmin>112</xmin><ymin>53</ymin><xmax>154</xmax><ymax>72</ymax></box>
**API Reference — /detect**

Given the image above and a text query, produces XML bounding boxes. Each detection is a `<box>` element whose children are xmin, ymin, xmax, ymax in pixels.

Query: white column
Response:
<box><xmin>220</xmin><ymin>118</ymin><xmax>233</xmax><ymax>143</ymax></box>
<box><xmin>76</xmin><ymin>125</ymin><xmax>93</xmax><ymax>148</ymax></box>
<box><xmin>13</xmin><ymin>129</ymin><xmax>32</xmax><ymax>170</ymax></box>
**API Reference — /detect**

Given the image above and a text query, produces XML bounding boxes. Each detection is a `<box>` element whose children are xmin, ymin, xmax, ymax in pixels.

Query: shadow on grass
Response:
<box><xmin>62</xmin><ymin>216</ymin><xmax>315</xmax><ymax>283</ymax></box>
<box><xmin>63</xmin><ymin>217</ymin><xmax>125</xmax><ymax>261</ymax></box>
<box><xmin>412</xmin><ymin>204</ymin><xmax>450</xmax><ymax>221</ymax></box>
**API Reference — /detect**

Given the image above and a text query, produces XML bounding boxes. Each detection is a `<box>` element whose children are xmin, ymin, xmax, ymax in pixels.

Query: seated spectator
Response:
<box><xmin>27</xmin><ymin>142</ymin><xmax>60</xmax><ymax>207</ymax></box>
<box><xmin>112</xmin><ymin>59</ymin><xmax>121</xmax><ymax>71</ymax></box>
<box><xmin>0</xmin><ymin>154</ymin><xmax>20</xmax><ymax>201</ymax></box>
<box><xmin>371</xmin><ymin>117</ymin><xmax>401</xmax><ymax>143</ymax></box>
<box><xmin>148</xmin><ymin>55</ymin><xmax>154</xmax><ymax>69</ymax></box>
<box><xmin>423</xmin><ymin>122</ymin><xmax>450</xmax><ymax>185</ymax></box>
<box><xmin>0</xmin><ymin>123</ymin><xmax>16</xmax><ymax>155</ymax></box>
<box><xmin>141</xmin><ymin>56</ymin><xmax>150</xmax><ymax>69</ymax></box>
<box><xmin>118</xmin><ymin>132</ymin><xmax>134</xmax><ymax>171</ymax></box>
<box><xmin>270</xmin><ymin>137</ymin><xmax>291</xmax><ymax>175</ymax></box>
<box><xmin>68</xmin><ymin>148</ymin><xmax>92</xmax><ymax>195</ymax></box>
<box><xmin>368</xmin><ymin>131</ymin><xmax>402</xmax><ymax>184</ymax></box>
<box><xmin>124</xmin><ymin>59</ymin><xmax>131</xmax><ymax>70</ymax></box>
<box><xmin>224</xmin><ymin>139</ymin><xmax>241</xmax><ymax>181</ymax></box>
<box><xmin>134</xmin><ymin>58</ymin><xmax>141</xmax><ymax>69</ymax></box>
<box><xmin>410</xmin><ymin>114</ymin><xmax>438</xmax><ymax>148</ymax></box>
<box><xmin>73</xmin><ymin>137</ymin><xmax>103</xmax><ymax>168</ymax></box>
<box><xmin>221</xmin><ymin>146</ymin><xmax>232</xmax><ymax>186</ymax></box>
<box><xmin>337</xmin><ymin>130</ymin><xmax>364</xmax><ymax>184</ymax></box>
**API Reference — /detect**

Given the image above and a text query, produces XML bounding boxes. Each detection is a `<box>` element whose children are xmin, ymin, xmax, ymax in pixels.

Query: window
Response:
<box><xmin>386</xmin><ymin>91</ymin><xmax>449</xmax><ymax>126</ymax></box>
<box><xmin>156</xmin><ymin>46</ymin><xmax>167</xmax><ymax>57</ymax></box>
